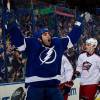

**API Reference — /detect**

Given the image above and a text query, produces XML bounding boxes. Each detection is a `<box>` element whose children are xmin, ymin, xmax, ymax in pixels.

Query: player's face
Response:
<box><xmin>85</xmin><ymin>43</ymin><xmax>95</xmax><ymax>54</ymax></box>
<box><xmin>41</xmin><ymin>32</ymin><xmax>52</xmax><ymax>47</ymax></box>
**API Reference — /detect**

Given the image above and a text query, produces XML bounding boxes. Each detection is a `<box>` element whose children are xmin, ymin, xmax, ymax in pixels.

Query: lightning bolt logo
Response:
<box><xmin>39</xmin><ymin>46</ymin><xmax>56</xmax><ymax>65</ymax></box>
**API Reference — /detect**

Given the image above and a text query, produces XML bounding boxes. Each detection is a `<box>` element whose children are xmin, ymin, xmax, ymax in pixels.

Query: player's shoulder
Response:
<box><xmin>52</xmin><ymin>37</ymin><xmax>59</xmax><ymax>40</ymax></box>
<box><xmin>93</xmin><ymin>54</ymin><xmax>100</xmax><ymax>60</ymax></box>
<box><xmin>25</xmin><ymin>37</ymin><xmax>39</xmax><ymax>45</ymax></box>
<box><xmin>79</xmin><ymin>52</ymin><xmax>86</xmax><ymax>57</ymax></box>
<box><xmin>52</xmin><ymin>36</ymin><xmax>68</xmax><ymax>41</ymax></box>
<box><xmin>25</xmin><ymin>37</ymin><xmax>37</xmax><ymax>41</ymax></box>
<box><xmin>62</xmin><ymin>55</ymin><xmax>67</xmax><ymax>60</ymax></box>
<box><xmin>52</xmin><ymin>37</ymin><xmax>61</xmax><ymax>43</ymax></box>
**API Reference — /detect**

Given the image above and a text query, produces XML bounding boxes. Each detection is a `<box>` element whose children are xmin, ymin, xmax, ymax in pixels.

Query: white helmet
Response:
<box><xmin>86</xmin><ymin>38</ymin><xmax>98</xmax><ymax>48</ymax></box>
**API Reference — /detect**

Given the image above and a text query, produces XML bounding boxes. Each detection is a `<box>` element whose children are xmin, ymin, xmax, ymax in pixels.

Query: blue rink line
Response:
<box><xmin>0</xmin><ymin>81</ymin><xmax>25</xmax><ymax>86</ymax></box>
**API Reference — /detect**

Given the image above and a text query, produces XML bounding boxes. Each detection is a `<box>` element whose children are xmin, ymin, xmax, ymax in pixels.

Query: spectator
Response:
<box><xmin>11</xmin><ymin>50</ymin><xmax>24</xmax><ymax>81</ymax></box>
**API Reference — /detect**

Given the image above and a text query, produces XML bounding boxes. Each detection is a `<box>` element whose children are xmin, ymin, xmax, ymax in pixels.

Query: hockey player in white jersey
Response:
<box><xmin>75</xmin><ymin>38</ymin><xmax>100</xmax><ymax>100</ymax></box>
<box><xmin>59</xmin><ymin>55</ymin><xmax>74</xmax><ymax>100</ymax></box>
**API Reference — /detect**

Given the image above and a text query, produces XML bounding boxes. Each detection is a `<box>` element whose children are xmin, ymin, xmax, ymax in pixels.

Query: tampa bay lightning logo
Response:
<box><xmin>39</xmin><ymin>46</ymin><xmax>57</xmax><ymax>65</ymax></box>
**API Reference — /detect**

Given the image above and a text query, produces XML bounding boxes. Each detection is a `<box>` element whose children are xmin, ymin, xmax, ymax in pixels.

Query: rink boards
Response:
<box><xmin>0</xmin><ymin>79</ymin><xmax>99</xmax><ymax>100</ymax></box>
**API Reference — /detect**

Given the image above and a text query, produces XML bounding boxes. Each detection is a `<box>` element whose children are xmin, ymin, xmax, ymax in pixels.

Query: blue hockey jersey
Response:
<box><xmin>7</xmin><ymin>18</ymin><xmax>83</xmax><ymax>87</ymax></box>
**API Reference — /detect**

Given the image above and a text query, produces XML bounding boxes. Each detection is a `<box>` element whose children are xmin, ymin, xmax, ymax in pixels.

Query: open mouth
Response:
<box><xmin>46</xmin><ymin>39</ymin><xmax>51</xmax><ymax>46</ymax></box>
<box><xmin>48</xmin><ymin>39</ymin><xmax>51</xmax><ymax>42</ymax></box>
<box><xmin>47</xmin><ymin>37</ymin><xmax>51</xmax><ymax>42</ymax></box>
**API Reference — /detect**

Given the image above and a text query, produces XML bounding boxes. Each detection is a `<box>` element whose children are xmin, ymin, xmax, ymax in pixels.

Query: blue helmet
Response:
<box><xmin>34</xmin><ymin>28</ymin><xmax>49</xmax><ymax>38</ymax></box>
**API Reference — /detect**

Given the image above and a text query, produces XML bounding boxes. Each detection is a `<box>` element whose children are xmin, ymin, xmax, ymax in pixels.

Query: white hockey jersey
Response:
<box><xmin>60</xmin><ymin>55</ymin><xmax>73</xmax><ymax>83</ymax></box>
<box><xmin>76</xmin><ymin>53</ymin><xmax>100</xmax><ymax>85</ymax></box>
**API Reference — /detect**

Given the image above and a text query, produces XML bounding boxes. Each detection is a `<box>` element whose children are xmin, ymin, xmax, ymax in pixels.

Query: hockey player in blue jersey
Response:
<box><xmin>6</xmin><ymin>13</ymin><xmax>87</xmax><ymax>100</ymax></box>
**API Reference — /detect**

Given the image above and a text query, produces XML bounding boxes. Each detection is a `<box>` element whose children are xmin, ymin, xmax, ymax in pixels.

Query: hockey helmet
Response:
<box><xmin>86</xmin><ymin>38</ymin><xmax>98</xmax><ymax>48</ymax></box>
<box><xmin>34</xmin><ymin>28</ymin><xmax>49</xmax><ymax>38</ymax></box>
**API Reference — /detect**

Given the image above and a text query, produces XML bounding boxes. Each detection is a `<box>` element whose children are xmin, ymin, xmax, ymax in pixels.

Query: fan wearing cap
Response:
<box><xmin>6</xmin><ymin>13</ymin><xmax>87</xmax><ymax>100</ymax></box>
<box><xmin>75</xmin><ymin>38</ymin><xmax>100</xmax><ymax>100</ymax></box>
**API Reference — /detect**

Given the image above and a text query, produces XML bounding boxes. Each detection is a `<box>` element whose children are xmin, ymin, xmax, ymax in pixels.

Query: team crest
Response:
<box><xmin>82</xmin><ymin>61</ymin><xmax>92</xmax><ymax>71</ymax></box>
<box><xmin>39</xmin><ymin>46</ymin><xmax>57</xmax><ymax>65</ymax></box>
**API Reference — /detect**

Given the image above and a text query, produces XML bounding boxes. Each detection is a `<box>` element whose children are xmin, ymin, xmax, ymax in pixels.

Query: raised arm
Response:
<box><xmin>7</xmin><ymin>21</ymin><xmax>24</xmax><ymax>47</ymax></box>
<box><xmin>67</xmin><ymin>13</ymin><xmax>85</xmax><ymax>44</ymax></box>
<box><xmin>60</xmin><ymin>12</ymin><xmax>90</xmax><ymax>50</ymax></box>
<box><xmin>6</xmin><ymin>13</ymin><xmax>25</xmax><ymax>51</ymax></box>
